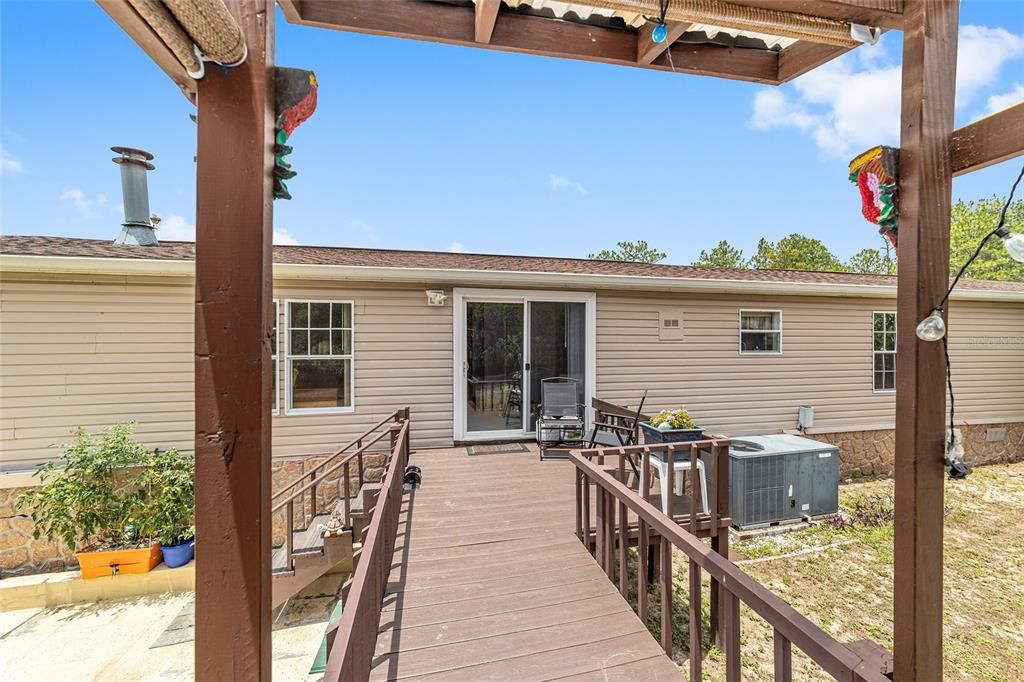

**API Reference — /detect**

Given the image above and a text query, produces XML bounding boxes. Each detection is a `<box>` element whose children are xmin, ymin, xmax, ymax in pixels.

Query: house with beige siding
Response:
<box><xmin>2</xmin><ymin>235</ymin><xmax>1023</xmax><ymax>487</ymax></box>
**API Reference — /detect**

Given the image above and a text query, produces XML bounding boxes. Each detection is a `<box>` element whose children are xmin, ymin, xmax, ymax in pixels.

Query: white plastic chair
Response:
<box><xmin>638</xmin><ymin>451</ymin><xmax>709</xmax><ymax>516</ymax></box>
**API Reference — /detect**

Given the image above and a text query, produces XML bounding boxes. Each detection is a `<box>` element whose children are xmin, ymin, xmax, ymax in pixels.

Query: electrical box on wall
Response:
<box><xmin>658</xmin><ymin>309</ymin><xmax>684</xmax><ymax>340</ymax></box>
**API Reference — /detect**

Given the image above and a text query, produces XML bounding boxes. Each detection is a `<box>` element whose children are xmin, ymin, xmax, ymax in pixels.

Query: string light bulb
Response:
<box><xmin>998</xmin><ymin>227</ymin><xmax>1024</xmax><ymax>263</ymax></box>
<box><xmin>915</xmin><ymin>309</ymin><xmax>946</xmax><ymax>342</ymax></box>
<box><xmin>652</xmin><ymin>23</ymin><xmax>668</xmax><ymax>43</ymax></box>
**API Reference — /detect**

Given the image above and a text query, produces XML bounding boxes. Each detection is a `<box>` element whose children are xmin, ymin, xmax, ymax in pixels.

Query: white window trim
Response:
<box><xmin>284</xmin><ymin>299</ymin><xmax>356</xmax><ymax>415</ymax></box>
<box><xmin>738</xmin><ymin>309</ymin><xmax>783</xmax><ymax>355</ymax></box>
<box><xmin>272</xmin><ymin>299</ymin><xmax>279</xmax><ymax>415</ymax></box>
<box><xmin>872</xmin><ymin>310</ymin><xmax>897</xmax><ymax>394</ymax></box>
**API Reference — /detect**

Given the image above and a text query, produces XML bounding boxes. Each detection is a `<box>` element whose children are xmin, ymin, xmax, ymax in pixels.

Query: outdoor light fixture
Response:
<box><xmin>425</xmin><ymin>290</ymin><xmax>448</xmax><ymax>306</ymax></box>
<box><xmin>915</xmin><ymin>309</ymin><xmax>946</xmax><ymax>342</ymax></box>
<box><xmin>997</xmin><ymin>226</ymin><xmax>1024</xmax><ymax>263</ymax></box>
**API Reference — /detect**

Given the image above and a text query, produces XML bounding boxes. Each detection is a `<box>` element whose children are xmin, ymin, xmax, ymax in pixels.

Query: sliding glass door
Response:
<box><xmin>527</xmin><ymin>301</ymin><xmax>586</xmax><ymax>432</ymax></box>
<box><xmin>465</xmin><ymin>301</ymin><xmax>524</xmax><ymax>435</ymax></box>
<box><xmin>457</xmin><ymin>291</ymin><xmax>594</xmax><ymax>440</ymax></box>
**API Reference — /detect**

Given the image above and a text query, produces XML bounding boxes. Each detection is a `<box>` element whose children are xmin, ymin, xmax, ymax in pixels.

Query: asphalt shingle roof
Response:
<box><xmin>2</xmin><ymin>235</ymin><xmax>1022</xmax><ymax>293</ymax></box>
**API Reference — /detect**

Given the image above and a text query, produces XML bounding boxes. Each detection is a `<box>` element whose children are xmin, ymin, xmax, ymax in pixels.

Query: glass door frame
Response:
<box><xmin>453</xmin><ymin>288</ymin><xmax>597</xmax><ymax>442</ymax></box>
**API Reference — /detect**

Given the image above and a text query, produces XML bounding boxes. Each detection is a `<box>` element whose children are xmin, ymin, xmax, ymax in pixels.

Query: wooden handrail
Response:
<box><xmin>272</xmin><ymin>407</ymin><xmax>409</xmax><ymax>579</ymax></box>
<box><xmin>271</xmin><ymin>428</ymin><xmax>389</xmax><ymax>514</ymax></box>
<box><xmin>272</xmin><ymin>408</ymin><xmax>405</xmax><ymax>504</ymax></box>
<box><xmin>569</xmin><ymin>448</ymin><xmax>891</xmax><ymax>682</ymax></box>
<box><xmin>321</xmin><ymin>418</ymin><xmax>410</xmax><ymax>682</ymax></box>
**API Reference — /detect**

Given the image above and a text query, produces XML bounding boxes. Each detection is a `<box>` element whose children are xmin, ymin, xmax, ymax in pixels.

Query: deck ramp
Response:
<box><xmin>370</xmin><ymin>446</ymin><xmax>679</xmax><ymax>681</ymax></box>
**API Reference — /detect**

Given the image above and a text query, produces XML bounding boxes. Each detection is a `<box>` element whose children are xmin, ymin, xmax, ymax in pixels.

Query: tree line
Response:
<box><xmin>591</xmin><ymin>197</ymin><xmax>1023</xmax><ymax>282</ymax></box>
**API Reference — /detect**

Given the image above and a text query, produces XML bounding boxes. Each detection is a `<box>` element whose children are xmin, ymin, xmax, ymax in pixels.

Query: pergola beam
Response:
<box><xmin>637</xmin><ymin>21</ymin><xmax>692</xmax><ymax>65</ymax></box>
<box><xmin>193</xmin><ymin>0</ymin><xmax>274</xmax><ymax>679</ymax></box>
<box><xmin>291</xmin><ymin>0</ymin><xmax>780</xmax><ymax>84</ymax></box>
<box><xmin>475</xmin><ymin>0</ymin><xmax>501</xmax><ymax>44</ymax></box>
<box><xmin>777</xmin><ymin>41</ymin><xmax>851</xmax><ymax>82</ymax></box>
<box><xmin>893</xmin><ymin>1</ymin><xmax>959</xmax><ymax>680</ymax></box>
<box><xmin>950</xmin><ymin>101</ymin><xmax>1024</xmax><ymax>176</ymax></box>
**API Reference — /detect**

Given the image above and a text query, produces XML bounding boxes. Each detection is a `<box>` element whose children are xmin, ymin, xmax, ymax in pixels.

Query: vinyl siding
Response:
<box><xmin>0</xmin><ymin>272</ymin><xmax>454</xmax><ymax>472</ymax></box>
<box><xmin>2</xmin><ymin>272</ymin><xmax>1021</xmax><ymax>472</ymax></box>
<box><xmin>595</xmin><ymin>291</ymin><xmax>1024</xmax><ymax>435</ymax></box>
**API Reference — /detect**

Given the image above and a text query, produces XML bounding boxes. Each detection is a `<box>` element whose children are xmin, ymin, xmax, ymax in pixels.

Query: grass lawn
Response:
<box><xmin>628</xmin><ymin>461</ymin><xmax>1024</xmax><ymax>681</ymax></box>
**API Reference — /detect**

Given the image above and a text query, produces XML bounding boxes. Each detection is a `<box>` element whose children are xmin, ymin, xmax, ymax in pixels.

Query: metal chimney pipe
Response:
<box><xmin>111</xmin><ymin>146</ymin><xmax>159</xmax><ymax>246</ymax></box>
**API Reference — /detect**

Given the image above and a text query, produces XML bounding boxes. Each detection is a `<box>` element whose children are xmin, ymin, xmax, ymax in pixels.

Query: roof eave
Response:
<box><xmin>2</xmin><ymin>253</ymin><xmax>1021</xmax><ymax>302</ymax></box>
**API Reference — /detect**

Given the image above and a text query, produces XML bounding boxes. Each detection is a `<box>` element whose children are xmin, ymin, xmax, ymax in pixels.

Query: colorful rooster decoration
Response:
<box><xmin>273</xmin><ymin>67</ymin><xmax>318</xmax><ymax>200</ymax></box>
<box><xmin>849</xmin><ymin>145</ymin><xmax>899</xmax><ymax>248</ymax></box>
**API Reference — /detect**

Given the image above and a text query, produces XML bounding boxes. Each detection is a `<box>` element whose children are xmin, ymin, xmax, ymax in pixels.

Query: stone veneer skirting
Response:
<box><xmin>809</xmin><ymin>421</ymin><xmax>1024</xmax><ymax>479</ymax></box>
<box><xmin>4</xmin><ymin>424</ymin><xmax>1023</xmax><ymax>577</ymax></box>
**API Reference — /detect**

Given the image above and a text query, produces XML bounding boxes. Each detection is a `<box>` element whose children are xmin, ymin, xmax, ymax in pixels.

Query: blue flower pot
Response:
<box><xmin>161</xmin><ymin>537</ymin><xmax>195</xmax><ymax>568</ymax></box>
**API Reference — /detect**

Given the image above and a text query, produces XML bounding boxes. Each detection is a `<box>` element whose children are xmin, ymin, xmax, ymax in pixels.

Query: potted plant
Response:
<box><xmin>17</xmin><ymin>422</ymin><xmax>162</xmax><ymax>579</ymax></box>
<box><xmin>139</xmin><ymin>447</ymin><xmax>195</xmax><ymax>568</ymax></box>
<box><xmin>640</xmin><ymin>407</ymin><xmax>705</xmax><ymax>443</ymax></box>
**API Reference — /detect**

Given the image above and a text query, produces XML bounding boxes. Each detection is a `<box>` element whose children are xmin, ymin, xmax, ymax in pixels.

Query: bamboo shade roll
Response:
<box><xmin>586</xmin><ymin>0</ymin><xmax>861</xmax><ymax>48</ymax></box>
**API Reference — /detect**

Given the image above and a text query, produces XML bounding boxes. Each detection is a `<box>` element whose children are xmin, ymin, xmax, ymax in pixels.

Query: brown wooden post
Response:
<box><xmin>894</xmin><ymin>2</ymin><xmax>959</xmax><ymax>681</ymax></box>
<box><xmin>193</xmin><ymin>0</ymin><xmax>275</xmax><ymax>679</ymax></box>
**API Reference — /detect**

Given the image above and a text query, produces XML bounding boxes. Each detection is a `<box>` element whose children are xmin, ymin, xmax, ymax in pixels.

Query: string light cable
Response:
<box><xmin>914</xmin><ymin>163</ymin><xmax>1024</xmax><ymax>478</ymax></box>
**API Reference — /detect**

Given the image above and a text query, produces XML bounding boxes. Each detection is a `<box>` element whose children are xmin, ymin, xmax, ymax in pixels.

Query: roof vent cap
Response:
<box><xmin>111</xmin><ymin>146</ymin><xmax>159</xmax><ymax>247</ymax></box>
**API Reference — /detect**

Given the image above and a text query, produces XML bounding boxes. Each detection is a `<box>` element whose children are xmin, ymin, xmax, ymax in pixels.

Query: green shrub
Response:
<box><xmin>17</xmin><ymin>423</ymin><xmax>151</xmax><ymax>551</ymax></box>
<box><xmin>16</xmin><ymin>422</ymin><xmax>196</xmax><ymax>550</ymax></box>
<box><xmin>139</xmin><ymin>447</ymin><xmax>195</xmax><ymax>546</ymax></box>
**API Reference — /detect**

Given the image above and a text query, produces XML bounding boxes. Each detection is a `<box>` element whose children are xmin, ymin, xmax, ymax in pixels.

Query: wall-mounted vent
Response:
<box><xmin>658</xmin><ymin>309</ymin><xmax>684</xmax><ymax>341</ymax></box>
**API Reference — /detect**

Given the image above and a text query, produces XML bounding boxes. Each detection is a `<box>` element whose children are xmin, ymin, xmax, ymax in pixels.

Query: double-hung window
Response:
<box><xmin>739</xmin><ymin>310</ymin><xmax>782</xmax><ymax>354</ymax></box>
<box><xmin>286</xmin><ymin>301</ymin><xmax>354</xmax><ymax>413</ymax></box>
<box><xmin>872</xmin><ymin>312</ymin><xmax>897</xmax><ymax>392</ymax></box>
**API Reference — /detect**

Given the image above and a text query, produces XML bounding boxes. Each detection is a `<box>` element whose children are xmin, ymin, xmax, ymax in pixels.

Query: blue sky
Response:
<box><xmin>2</xmin><ymin>1</ymin><xmax>1023</xmax><ymax>264</ymax></box>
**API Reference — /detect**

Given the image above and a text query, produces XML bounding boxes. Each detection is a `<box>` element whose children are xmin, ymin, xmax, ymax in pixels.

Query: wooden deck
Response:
<box><xmin>369</xmin><ymin>444</ymin><xmax>680</xmax><ymax>681</ymax></box>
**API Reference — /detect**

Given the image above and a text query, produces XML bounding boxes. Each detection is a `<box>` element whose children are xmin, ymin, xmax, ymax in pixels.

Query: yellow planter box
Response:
<box><xmin>75</xmin><ymin>543</ymin><xmax>162</xmax><ymax>579</ymax></box>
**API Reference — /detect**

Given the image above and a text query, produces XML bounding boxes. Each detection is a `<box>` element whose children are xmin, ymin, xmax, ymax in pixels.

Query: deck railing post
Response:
<box><xmin>575</xmin><ymin>468</ymin><xmax>583</xmax><ymax>542</ymax></box>
<box><xmin>582</xmin><ymin>473</ymin><xmax>591</xmax><ymax>552</ymax></box>
<box><xmin>343</xmin><ymin>461</ymin><xmax>352</xmax><ymax>528</ymax></box>
<box><xmin>726</xmin><ymin>590</ymin><xmax>741</xmax><ymax>680</ymax></box>
<box><xmin>595</xmin><ymin>484</ymin><xmax>604</xmax><ymax>569</ymax></box>
<box><xmin>774</xmin><ymin>629</ymin><xmax>793</xmax><ymax>681</ymax></box>
<box><xmin>689</xmin><ymin>443</ymin><xmax>698</xmax><ymax>534</ymax></box>
<box><xmin>660</xmin><ymin>535</ymin><xmax>672</xmax><ymax>656</ymax></box>
<box><xmin>689</xmin><ymin>559</ymin><xmax>702</xmax><ymax>682</ymax></box>
<box><xmin>285</xmin><ymin>500</ymin><xmax>294</xmax><ymax>567</ymax></box>
<box><xmin>638</xmin><ymin>517</ymin><xmax>649</xmax><ymax>618</ymax></box>
<box><xmin>310</xmin><ymin>469</ymin><xmax>318</xmax><ymax>518</ymax></box>
<box><xmin>618</xmin><ymin>499</ymin><xmax>628</xmax><ymax>598</ymax></box>
<box><xmin>665</xmin><ymin>445</ymin><xmax>675</xmax><ymax>519</ymax></box>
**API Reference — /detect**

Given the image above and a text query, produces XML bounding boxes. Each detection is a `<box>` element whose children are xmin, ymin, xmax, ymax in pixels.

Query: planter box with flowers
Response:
<box><xmin>640</xmin><ymin>407</ymin><xmax>705</xmax><ymax>444</ymax></box>
<box><xmin>17</xmin><ymin>422</ymin><xmax>195</xmax><ymax>579</ymax></box>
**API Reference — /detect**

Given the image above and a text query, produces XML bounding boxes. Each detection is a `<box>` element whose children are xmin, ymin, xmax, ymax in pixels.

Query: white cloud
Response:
<box><xmin>985</xmin><ymin>83</ymin><xmax>1024</xmax><ymax>116</ymax></box>
<box><xmin>750</xmin><ymin>26</ymin><xmax>1024</xmax><ymax>158</ymax></box>
<box><xmin>158</xmin><ymin>214</ymin><xmax>195</xmax><ymax>241</ymax></box>
<box><xmin>448</xmin><ymin>241</ymin><xmax>468</xmax><ymax>253</ymax></box>
<box><xmin>956</xmin><ymin>26</ymin><xmax>1024</xmax><ymax>104</ymax></box>
<box><xmin>1</xmin><ymin>147</ymin><xmax>22</xmax><ymax>174</ymax></box>
<box><xmin>60</xmin><ymin>188</ymin><xmax>108</xmax><ymax>217</ymax></box>
<box><xmin>549</xmin><ymin>174</ymin><xmax>587</xmax><ymax>195</ymax></box>
<box><xmin>273</xmin><ymin>228</ymin><xmax>299</xmax><ymax>245</ymax></box>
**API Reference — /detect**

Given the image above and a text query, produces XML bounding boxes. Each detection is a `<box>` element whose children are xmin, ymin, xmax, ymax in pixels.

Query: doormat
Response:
<box><xmin>466</xmin><ymin>443</ymin><xmax>530</xmax><ymax>456</ymax></box>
